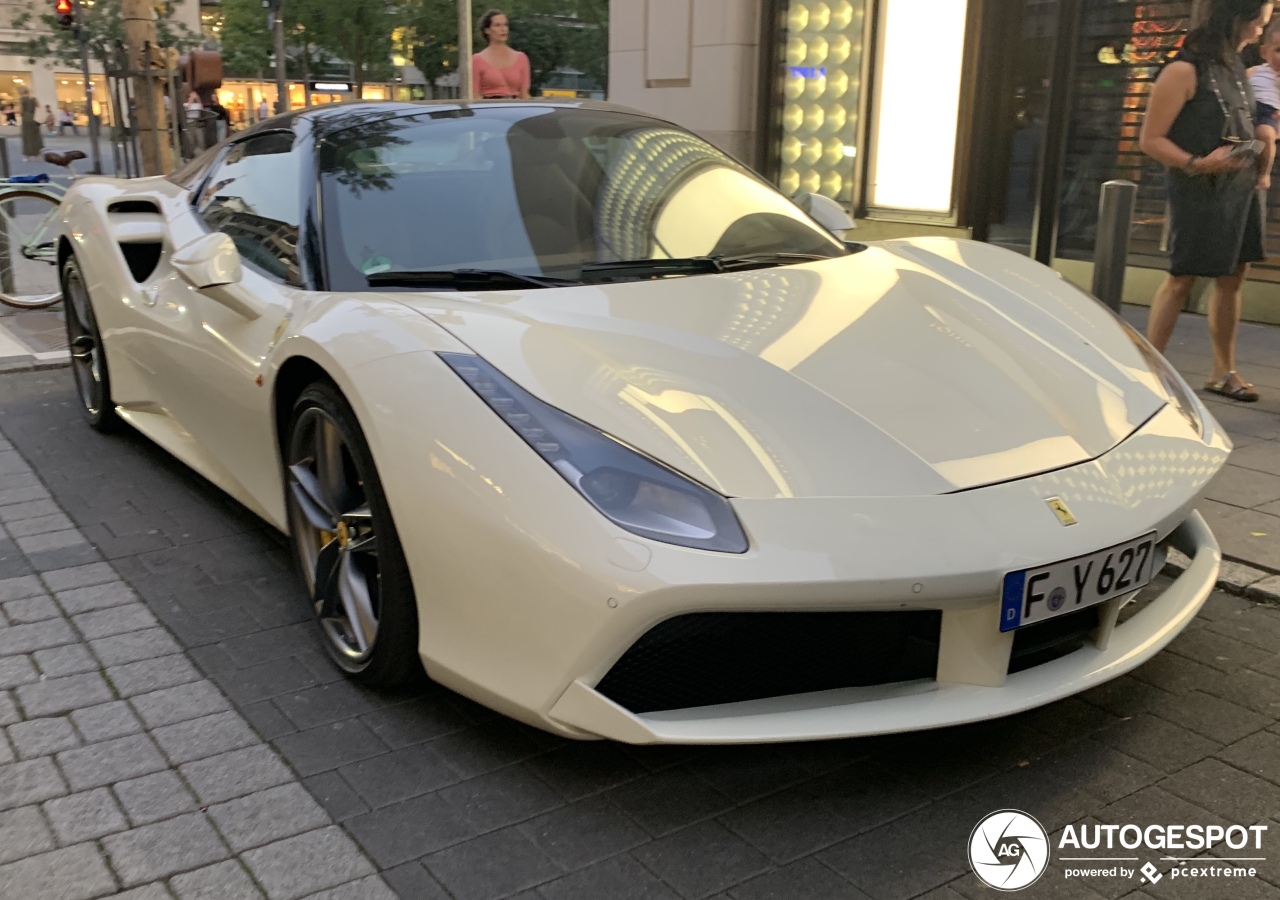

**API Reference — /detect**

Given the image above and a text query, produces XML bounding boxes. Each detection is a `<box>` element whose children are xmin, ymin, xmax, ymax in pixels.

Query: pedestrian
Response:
<box><xmin>1139</xmin><ymin>0</ymin><xmax>1273</xmax><ymax>401</ymax></box>
<box><xmin>1249</xmin><ymin>18</ymin><xmax>1280</xmax><ymax>187</ymax></box>
<box><xmin>58</xmin><ymin>106</ymin><xmax>76</xmax><ymax>136</ymax></box>
<box><xmin>472</xmin><ymin>9</ymin><xmax>531</xmax><ymax>100</ymax></box>
<box><xmin>184</xmin><ymin>91</ymin><xmax>203</xmax><ymax>122</ymax></box>
<box><xmin>257</xmin><ymin>97</ymin><xmax>269</xmax><ymax>121</ymax></box>
<box><xmin>208</xmin><ymin>96</ymin><xmax>230</xmax><ymax>142</ymax></box>
<box><xmin>19</xmin><ymin>89</ymin><xmax>41</xmax><ymax>160</ymax></box>
<box><xmin>43</xmin><ymin>104</ymin><xmax>56</xmax><ymax>137</ymax></box>
<box><xmin>2</xmin><ymin>102</ymin><xmax>14</xmax><ymax>126</ymax></box>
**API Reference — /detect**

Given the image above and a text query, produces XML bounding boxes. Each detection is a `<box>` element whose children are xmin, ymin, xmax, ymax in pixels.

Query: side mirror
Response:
<box><xmin>172</xmin><ymin>232</ymin><xmax>242</xmax><ymax>289</ymax></box>
<box><xmin>170</xmin><ymin>232</ymin><xmax>264</xmax><ymax>320</ymax></box>
<box><xmin>794</xmin><ymin>192</ymin><xmax>856</xmax><ymax>241</ymax></box>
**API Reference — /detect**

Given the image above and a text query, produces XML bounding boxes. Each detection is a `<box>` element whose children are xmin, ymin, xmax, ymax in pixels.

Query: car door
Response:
<box><xmin>145</xmin><ymin>131</ymin><xmax>307</xmax><ymax>518</ymax></box>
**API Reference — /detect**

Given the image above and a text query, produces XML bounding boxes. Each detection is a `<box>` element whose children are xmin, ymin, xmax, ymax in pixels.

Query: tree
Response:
<box><xmin>219</xmin><ymin>0</ymin><xmax>274</xmax><ymax>78</ymax></box>
<box><xmin>307</xmin><ymin>0</ymin><xmax>401</xmax><ymax>97</ymax></box>
<box><xmin>13</xmin><ymin>0</ymin><xmax>196</xmax><ymax>72</ymax></box>
<box><xmin>505</xmin><ymin>1</ymin><xmax>608</xmax><ymax>94</ymax></box>
<box><xmin>509</xmin><ymin>14</ymin><xmax>567</xmax><ymax>95</ymax></box>
<box><xmin>398</xmin><ymin>0</ymin><xmax>457</xmax><ymax>91</ymax></box>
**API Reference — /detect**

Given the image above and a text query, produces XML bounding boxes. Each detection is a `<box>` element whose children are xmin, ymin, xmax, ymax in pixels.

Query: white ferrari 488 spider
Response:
<box><xmin>55</xmin><ymin>101</ymin><xmax>1229</xmax><ymax>743</ymax></box>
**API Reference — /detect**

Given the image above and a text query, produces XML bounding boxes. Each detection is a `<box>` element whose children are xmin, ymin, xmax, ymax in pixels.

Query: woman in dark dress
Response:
<box><xmin>1140</xmin><ymin>0</ymin><xmax>1273</xmax><ymax>401</ymax></box>
<box><xmin>19</xmin><ymin>89</ymin><xmax>42</xmax><ymax>160</ymax></box>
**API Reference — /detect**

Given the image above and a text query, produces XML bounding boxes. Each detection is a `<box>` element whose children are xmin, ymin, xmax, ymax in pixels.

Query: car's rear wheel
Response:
<box><xmin>62</xmin><ymin>256</ymin><xmax>119</xmax><ymax>432</ymax></box>
<box><xmin>284</xmin><ymin>381</ymin><xmax>421</xmax><ymax>687</ymax></box>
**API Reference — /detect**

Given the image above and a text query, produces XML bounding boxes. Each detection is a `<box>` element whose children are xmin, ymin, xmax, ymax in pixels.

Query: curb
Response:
<box><xmin>0</xmin><ymin>354</ymin><xmax>70</xmax><ymax>373</ymax></box>
<box><xmin>1163</xmin><ymin>551</ymin><xmax>1280</xmax><ymax>606</ymax></box>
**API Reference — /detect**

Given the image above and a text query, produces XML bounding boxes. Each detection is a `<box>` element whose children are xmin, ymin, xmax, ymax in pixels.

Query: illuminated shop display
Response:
<box><xmin>868</xmin><ymin>0</ymin><xmax>968</xmax><ymax>212</ymax></box>
<box><xmin>776</xmin><ymin>0</ymin><xmax>866</xmax><ymax>203</ymax></box>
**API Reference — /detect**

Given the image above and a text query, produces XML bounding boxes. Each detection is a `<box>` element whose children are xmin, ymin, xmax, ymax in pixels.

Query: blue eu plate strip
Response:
<box><xmin>1000</xmin><ymin>570</ymin><xmax>1026</xmax><ymax>633</ymax></box>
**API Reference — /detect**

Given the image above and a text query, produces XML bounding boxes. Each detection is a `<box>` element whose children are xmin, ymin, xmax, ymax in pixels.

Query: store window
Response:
<box><xmin>54</xmin><ymin>75</ymin><xmax>111</xmax><ymax>126</ymax></box>
<box><xmin>0</xmin><ymin>73</ymin><xmax>32</xmax><ymax>121</ymax></box>
<box><xmin>1056</xmin><ymin>0</ymin><xmax>1190</xmax><ymax>263</ymax></box>
<box><xmin>773</xmin><ymin>1</ymin><xmax>868</xmax><ymax>204</ymax></box>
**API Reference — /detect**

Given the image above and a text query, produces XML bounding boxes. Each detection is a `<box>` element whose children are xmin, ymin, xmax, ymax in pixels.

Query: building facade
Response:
<box><xmin>0</xmin><ymin>0</ymin><xmax>201</xmax><ymax>128</ymax></box>
<box><xmin>609</xmin><ymin>0</ymin><xmax>1280</xmax><ymax>322</ymax></box>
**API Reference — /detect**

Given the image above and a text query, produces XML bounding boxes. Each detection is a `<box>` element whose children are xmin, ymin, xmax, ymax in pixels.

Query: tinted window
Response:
<box><xmin>167</xmin><ymin>146</ymin><xmax>219</xmax><ymax>191</ymax></box>
<box><xmin>196</xmin><ymin>132</ymin><xmax>302</xmax><ymax>286</ymax></box>
<box><xmin>319</xmin><ymin>107</ymin><xmax>844</xmax><ymax>291</ymax></box>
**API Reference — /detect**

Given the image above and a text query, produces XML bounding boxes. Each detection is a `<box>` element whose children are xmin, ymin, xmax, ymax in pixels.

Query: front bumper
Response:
<box><xmin>547</xmin><ymin>511</ymin><xmax>1218</xmax><ymax>743</ymax></box>
<box><xmin>388</xmin><ymin>379</ymin><xmax>1229</xmax><ymax>743</ymax></box>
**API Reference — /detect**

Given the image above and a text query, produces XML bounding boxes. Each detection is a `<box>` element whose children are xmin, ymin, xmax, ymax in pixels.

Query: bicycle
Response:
<box><xmin>0</xmin><ymin>149</ymin><xmax>87</xmax><ymax>310</ymax></box>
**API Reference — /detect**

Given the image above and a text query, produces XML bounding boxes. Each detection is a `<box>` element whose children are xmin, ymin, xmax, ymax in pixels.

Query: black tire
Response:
<box><xmin>62</xmin><ymin>256</ymin><xmax>119</xmax><ymax>433</ymax></box>
<box><xmin>0</xmin><ymin>189</ymin><xmax>63</xmax><ymax>309</ymax></box>
<box><xmin>284</xmin><ymin>381</ymin><xmax>422</xmax><ymax>687</ymax></box>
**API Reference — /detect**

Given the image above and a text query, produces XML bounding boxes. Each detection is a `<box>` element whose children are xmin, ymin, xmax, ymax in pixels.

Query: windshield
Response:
<box><xmin>318</xmin><ymin>106</ymin><xmax>847</xmax><ymax>290</ymax></box>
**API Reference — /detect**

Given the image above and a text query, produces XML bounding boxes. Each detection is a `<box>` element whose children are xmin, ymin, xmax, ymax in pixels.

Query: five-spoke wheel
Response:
<box><xmin>285</xmin><ymin>382</ymin><xmax>420</xmax><ymax>684</ymax></box>
<box><xmin>62</xmin><ymin>256</ymin><xmax>118</xmax><ymax>432</ymax></box>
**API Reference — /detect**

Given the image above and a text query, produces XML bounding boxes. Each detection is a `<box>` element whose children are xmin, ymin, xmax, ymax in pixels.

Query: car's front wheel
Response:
<box><xmin>62</xmin><ymin>255</ymin><xmax>119</xmax><ymax>432</ymax></box>
<box><xmin>284</xmin><ymin>381</ymin><xmax>421</xmax><ymax>687</ymax></box>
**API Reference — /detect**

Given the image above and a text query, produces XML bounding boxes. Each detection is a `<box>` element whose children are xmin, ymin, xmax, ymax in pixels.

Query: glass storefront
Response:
<box><xmin>1056</xmin><ymin>0</ymin><xmax>1190</xmax><ymax>261</ymax></box>
<box><xmin>55</xmin><ymin>74</ymin><xmax>112</xmax><ymax>127</ymax></box>
<box><xmin>774</xmin><ymin>0</ymin><xmax>867</xmax><ymax>203</ymax></box>
<box><xmin>0</xmin><ymin>72</ymin><xmax>32</xmax><ymax>123</ymax></box>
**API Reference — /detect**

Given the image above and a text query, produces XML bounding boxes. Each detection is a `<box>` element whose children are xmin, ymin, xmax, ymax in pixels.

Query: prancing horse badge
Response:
<box><xmin>1044</xmin><ymin>497</ymin><xmax>1077</xmax><ymax>527</ymax></box>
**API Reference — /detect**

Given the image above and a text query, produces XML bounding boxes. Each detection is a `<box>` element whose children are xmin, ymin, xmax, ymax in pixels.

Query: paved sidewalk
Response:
<box><xmin>0</xmin><ymin>342</ymin><xmax>1278</xmax><ymax>898</ymax></box>
<box><xmin>1124</xmin><ymin>307</ymin><xmax>1280</xmax><ymax>583</ymax></box>
<box><xmin>0</xmin><ymin>437</ymin><xmax>395</xmax><ymax>897</ymax></box>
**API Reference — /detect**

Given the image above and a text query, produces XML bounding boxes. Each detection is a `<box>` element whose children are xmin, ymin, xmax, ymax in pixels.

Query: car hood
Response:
<box><xmin>396</xmin><ymin>238</ymin><xmax>1171</xmax><ymax>499</ymax></box>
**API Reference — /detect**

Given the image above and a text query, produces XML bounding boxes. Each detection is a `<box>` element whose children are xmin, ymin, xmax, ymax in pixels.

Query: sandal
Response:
<box><xmin>1204</xmin><ymin>371</ymin><xmax>1260</xmax><ymax>402</ymax></box>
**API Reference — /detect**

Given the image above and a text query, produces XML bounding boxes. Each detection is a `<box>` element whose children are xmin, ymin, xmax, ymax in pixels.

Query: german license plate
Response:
<box><xmin>1000</xmin><ymin>532</ymin><xmax>1157</xmax><ymax>632</ymax></box>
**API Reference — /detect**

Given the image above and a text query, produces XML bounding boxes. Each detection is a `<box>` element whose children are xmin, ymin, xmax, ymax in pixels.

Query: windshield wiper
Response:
<box><xmin>578</xmin><ymin>252</ymin><xmax>840</xmax><ymax>282</ymax></box>
<box><xmin>366</xmin><ymin>269</ymin><xmax>579</xmax><ymax>290</ymax></box>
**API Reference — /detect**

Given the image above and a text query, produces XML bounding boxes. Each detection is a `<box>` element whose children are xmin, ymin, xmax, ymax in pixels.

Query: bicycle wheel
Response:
<box><xmin>0</xmin><ymin>189</ymin><xmax>63</xmax><ymax>309</ymax></box>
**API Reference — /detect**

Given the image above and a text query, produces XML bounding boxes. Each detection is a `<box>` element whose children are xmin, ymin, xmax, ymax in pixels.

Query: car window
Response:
<box><xmin>318</xmin><ymin>107</ymin><xmax>846</xmax><ymax>291</ymax></box>
<box><xmin>196</xmin><ymin>131</ymin><xmax>302</xmax><ymax>286</ymax></box>
<box><xmin>167</xmin><ymin>146</ymin><xmax>220</xmax><ymax>192</ymax></box>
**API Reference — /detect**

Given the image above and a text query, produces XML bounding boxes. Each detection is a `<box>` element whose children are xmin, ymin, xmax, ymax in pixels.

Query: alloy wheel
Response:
<box><xmin>287</xmin><ymin>407</ymin><xmax>382</xmax><ymax>667</ymax></box>
<box><xmin>64</xmin><ymin>267</ymin><xmax>104</xmax><ymax>417</ymax></box>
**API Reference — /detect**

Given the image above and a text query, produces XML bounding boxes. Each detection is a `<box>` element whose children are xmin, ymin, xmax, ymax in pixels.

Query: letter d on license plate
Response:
<box><xmin>1000</xmin><ymin>532</ymin><xmax>1157</xmax><ymax>632</ymax></box>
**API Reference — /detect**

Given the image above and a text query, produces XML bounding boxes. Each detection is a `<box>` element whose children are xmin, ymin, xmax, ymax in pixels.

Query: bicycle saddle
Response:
<box><xmin>40</xmin><ymin>150</ymin><xmax>87</xmax><ymax>167</ymax></box>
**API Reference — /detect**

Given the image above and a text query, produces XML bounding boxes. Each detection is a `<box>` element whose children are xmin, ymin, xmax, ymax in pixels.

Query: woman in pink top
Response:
<box><xmin>472</xmin><ymin>9</ymin><xmax>531</xmax><ymax>99</ymax></box>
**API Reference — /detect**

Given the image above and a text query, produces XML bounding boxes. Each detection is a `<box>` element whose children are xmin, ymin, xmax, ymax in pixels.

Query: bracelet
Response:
<box><xmin>1182</xmin><ymin>155</ymin><xmax>1201</xmax><ymax>174</ymax></box>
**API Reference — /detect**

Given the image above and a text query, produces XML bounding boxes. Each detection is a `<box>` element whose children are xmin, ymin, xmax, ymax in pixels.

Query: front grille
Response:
<box><xmin>1008</xmin><ymin>605</ymin><xmax>1101</xmax><ymax>674</ymax></box>
<box><xmin>595</xmin><ymin>610</ymin><xmax>942</xmax><ymax>713</ymax></box>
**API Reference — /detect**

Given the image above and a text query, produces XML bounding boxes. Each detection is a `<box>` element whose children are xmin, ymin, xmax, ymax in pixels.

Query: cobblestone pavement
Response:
<box><xmin>1150</xmin><ymin>308</ymin><xmax>1280</xmax><ymax>577</ymax></box>
<box><xmin>1</xmin><ymin>360</ymin><xmax>1279</xmax><ymax>899</ymax></box>
<box><xmin>0</xmin><ymin>422</ymin><xmax>396</xmax><ymax>899</ymax></box>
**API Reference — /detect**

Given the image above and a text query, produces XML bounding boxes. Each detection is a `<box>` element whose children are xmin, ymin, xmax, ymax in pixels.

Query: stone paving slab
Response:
<box><xmin>1120</xmin><ymin>307</ymin><xmax>1280</xmax><ymax>579</ymax></box>
<box><xmin>0</xmin><ymin>422</ymin><xmax>392</xmax><ymax>898</ymax></box>
<box><xmin>2</xmin><ymin>351</ymin><xmax>1279</xmax><ymax>900</ymax></box>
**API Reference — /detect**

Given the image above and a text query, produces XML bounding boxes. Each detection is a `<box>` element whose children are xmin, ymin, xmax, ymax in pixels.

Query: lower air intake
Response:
<box><xmin>595</xmin><ymin>610</ymin><xmax>942</xmax><ymax>714</ymax></box>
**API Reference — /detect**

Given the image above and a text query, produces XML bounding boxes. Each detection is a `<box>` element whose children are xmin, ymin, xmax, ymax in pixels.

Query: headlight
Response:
<box><xmin>1119</xmin><ymin>320</ymin><xmax>1202</xmax><ymax>436</ymax></box>
<box><xmin>440</xmin><ymin>353</ymin><xmax>749</xmax><ymax>553</ymax></box>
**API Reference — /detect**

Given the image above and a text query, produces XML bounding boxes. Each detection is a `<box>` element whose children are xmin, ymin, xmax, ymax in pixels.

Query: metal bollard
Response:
<box><xmin>0</xmin><ymin>138</ymin><xmax>10</xmax><ymax>296</ymax></box>
<box><xmin>1091</xmin><ymin>179</ymin><xmax>1137</xmax><ymax>313</ymax></box>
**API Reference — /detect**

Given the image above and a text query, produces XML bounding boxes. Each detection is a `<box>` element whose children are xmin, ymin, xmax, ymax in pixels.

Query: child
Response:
<box><xmin>1249</xmin><ymin>19</ymin><xmax>1280</xmax><ymax>189</ymax></box>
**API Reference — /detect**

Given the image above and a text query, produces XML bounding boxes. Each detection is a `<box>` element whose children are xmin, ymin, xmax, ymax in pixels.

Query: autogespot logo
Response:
<box><xmin>969</xmin><ymin>809</ymin><xmax>1051</xmax><ymax>891</ymax></box>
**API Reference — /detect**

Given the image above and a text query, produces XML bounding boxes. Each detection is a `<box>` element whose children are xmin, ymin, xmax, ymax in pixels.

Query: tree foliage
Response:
<box><xmin>57</xmin><ymin>0</ymin><xmax>614</xmax><ymax>98</ymax></box>
<box><xmin>397</xmin><ymin>0</ymin><xmax>608</xmax><ymax>95</ymax></box>
<box><xmin>12</xmin><ymin>0</ymin><xmax>197</xmax><ymax>70</ymax></box>
<box><xmin>218</xmin><ymin>0</ymin><xmax>274</xmax><ymax>78</ymax></box>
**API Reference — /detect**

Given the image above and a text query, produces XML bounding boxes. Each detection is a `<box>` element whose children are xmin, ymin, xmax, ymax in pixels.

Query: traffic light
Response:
<box><xmin>55</xmin><ymin>0</ymin><xmax>75</xmax><ymax>30</ymax></box>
